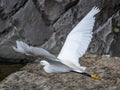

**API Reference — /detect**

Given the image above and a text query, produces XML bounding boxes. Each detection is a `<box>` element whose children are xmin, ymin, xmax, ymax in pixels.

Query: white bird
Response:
<box><xmin>13</xmin><ymin>7</ymin><xmax>100</xmax><ymax>80</ymax></box>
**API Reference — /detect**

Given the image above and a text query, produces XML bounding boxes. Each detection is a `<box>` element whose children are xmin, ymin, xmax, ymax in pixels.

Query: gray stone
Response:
<box><xmin>12</xmin><ymin>0</ymin><xmax>53</xmax><ymax>46</ymax></box>
<box><xmin>90</xmin><ymin>16</ymin><xmax>114</xmax><ymax>55</ymax></box>
<box><xmin>0</xmin><ymin>29</ymin><xmax>26</xmax><ymax>63</ymax></box>
<box><xmin>0</xmin><ymin>0</ymin><xmax>120</xmax><ymax>84</ymax></box>
<box><xmin>0</xmin><ymin>0</ymin><xmax>28</xmax><ymax>16</ymax></box>
<box><xmin>0</xmin><ymin>0</ymin><xmax>53</xmax><ymax>63</ymax></box>
<box><xmin>90</xmin><ymin>12</ymin><xmax>120</xmax><ymax>56</ymax></box>
<box><xmin>0</xmin><ymin>19</ymin><xmax>11</xmax><ymax>33</ymax></box>
<box><xmin>0</xmin><ymin>55</ymin><xmax>120</xmax><ymax>90</ymax></box>
<box><xmin>35</xmin><ymin>0</ymin><xmax>78</xmax><ymax>24</ymax></box>
<box><xmin>0</xmin><ymin>0</ymin><xmax>19</xmax><ymax>14</ymax></box>
<box><xmin>52</xmin><ymin>0</ymin><xmax>120</xmax><ymax>56</ymax></box>
<box><xmin>0</xmin><ymin>71</ymin><xmax>50</xmax><ymax>90</ymax></box>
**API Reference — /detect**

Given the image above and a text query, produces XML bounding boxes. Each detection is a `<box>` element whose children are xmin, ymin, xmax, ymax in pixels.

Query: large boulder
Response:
<box><xmin>0</xmin><ymin>0</ymin><xmax>120</xmax><ymax>63</ymax></box>
<box><xmin>90</xmin><ymin>12</ymin><xmax>120</xmax><ymax>56</ymax></box>
<box><xmin>33</xmin><ymin>0</ymin><xmax>78</xmax><ymax>24</ymax></box>
<box><xmin>0</xmin><ymin>55</ymin><xmax>120</xmax><ymax>90</ymax></box>
<box><xmin>0</xmin><ymin>0</ymin><xmax>120</xmax><ymax>89</ymax></box>
<box><xmin>0</xmin><ymin>0</ymin><xmax>53</xmax><ymax>63</ymax></box>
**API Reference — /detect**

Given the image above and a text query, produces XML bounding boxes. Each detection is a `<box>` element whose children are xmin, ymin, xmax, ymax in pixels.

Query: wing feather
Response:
<box><xmin>13</xmin><ymin>41</ymin><xmax>58</xmax><ymax>61</ymax></box>
<box><xmin>57</xmin><ymin>7</ymin><xmax>100</xmax><ymax>67</ymax></box>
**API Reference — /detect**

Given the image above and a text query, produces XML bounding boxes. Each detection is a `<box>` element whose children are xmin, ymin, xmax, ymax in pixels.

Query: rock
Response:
<box><xmin>34</xmin><ymin>0</ymin><xmax>78</xmax><ymax>24</ymax></box>
<box><xmin>0</xmin><ymin>0</ymin><xmax>53</xmax><ymax>63</ymax></box>
<box><xmin>0</xmin><ymin>0</ymin><xmax>19</xmax><ymax>14</ymax></box>
<box><xmin>0</xmin><ymin>64</ymin><xmax>24</xmax><ymax>81</ymax></box>
<box><xmin>52</xmin><ymin>0</ymin><xmax>120</xmax><ymax>56</ymax></box>
<box><xmin>0</xmin><ymin>19</ymin><xmax>11</xmax><ymax>33</ymax></box>
<box><xmin>0</xmin><ymin>0</ymin><xmax>28</xmax><ymax>19</ymax></box>
<box><xmin>12</xmin><ymin>0</ymin><xmax>53</xmax><ymax>46</ymax></box>
<box><xmin>0</xmin><ymin>0</ymin><xmax>120</xmax><ymax>62</ymax></box>
<box><xmin>0</xmin><ymin>0</ymin><xmax>120</xmax><ymax>87</ymax></box>
<box><xmin>0</xmin><ymin>29</ymin><xmax>26</xmax><ymax>63</ymax></box>
<box><xmin>0</xmin><ymin>55</ymin><xmax>120</xmax><ymax>90</ymax></box>
<box><xmin>90</xmin><ymin>11</ymin><xmax>120</xmax><ymax>56</ymax></box>
<box><xmin>90</xmin><ymin>16</ymin><xmax>114</xmax><ymax>55</ymax></box>
<box><xmin>0</xmin><ymin>71</ymin><xmax>50</xmax><ymax>90</ymax></box>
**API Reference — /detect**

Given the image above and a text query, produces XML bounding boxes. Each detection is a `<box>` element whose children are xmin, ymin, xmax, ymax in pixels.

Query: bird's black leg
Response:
<box><xmin>70</xmin><ymin>70</ymin><xmax>100</xmax><ymax>80</ymax></box>
<box><xmin>70</xmin><ymin>70</ymin><xmax>91</xmax><ymax>77</ymax></box>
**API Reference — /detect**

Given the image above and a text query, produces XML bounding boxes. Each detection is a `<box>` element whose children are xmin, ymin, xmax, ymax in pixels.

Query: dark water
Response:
<box><xmin>0</xmin><ymin>64</ymin><xmax>25</xmax><ymax>81</ymax></box>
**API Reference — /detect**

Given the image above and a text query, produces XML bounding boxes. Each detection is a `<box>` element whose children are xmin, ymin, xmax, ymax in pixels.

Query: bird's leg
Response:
<box><xmin>81</xmin><ymin>72</ymin><xmax>101</xmax><ymax>80</ymax></box>
<box><xmin>70</xmin><ymin>70</ymin><xmax>101</xmax><ymax>80</ymax></box>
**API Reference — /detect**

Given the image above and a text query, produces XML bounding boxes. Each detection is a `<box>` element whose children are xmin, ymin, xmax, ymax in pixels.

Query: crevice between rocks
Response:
<box><xmin>0</xmin><ymin>0</ymin><xmax>28</xmax><ymax>19</ymax></box>
<box><xmin>8</xmin><ymin>0</ymin><xmax>28</xmax><ymax>17</ymax></box>
<box><xmin>32</xmin><ymin>0</ymin><xmax>79</xmax><ymax>25</ymax></box>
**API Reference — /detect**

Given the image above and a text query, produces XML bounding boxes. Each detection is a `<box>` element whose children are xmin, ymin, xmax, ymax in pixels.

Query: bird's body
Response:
<box><xmin>13</xmin><ymin>7</ymin><xmax>100</xmax><ymax>80</ymax></box>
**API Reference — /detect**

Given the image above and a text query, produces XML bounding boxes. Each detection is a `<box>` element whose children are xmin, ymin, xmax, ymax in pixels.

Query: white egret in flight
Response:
<box><xmin>13</xmin><ymin>7</ymin><xmax>100</xmax><ymax>80</ymax></box>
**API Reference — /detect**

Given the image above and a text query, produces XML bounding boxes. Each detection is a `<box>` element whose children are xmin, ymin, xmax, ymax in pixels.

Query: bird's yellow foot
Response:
<box><xmin>91</xmin><ymin>74</ymin><xmax>101</xmax><ymax>80</ymax></box>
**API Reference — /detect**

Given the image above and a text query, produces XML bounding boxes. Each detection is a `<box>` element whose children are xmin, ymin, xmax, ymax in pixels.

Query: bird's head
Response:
<box><xmin>40</xmin><ymin>60</ymin><xmax>49</xmax><ymax>66</ymax></box>
<box><xmin>40</xmin><ymin>60</ymin><xmax>53</xmax><ymax>73</ymax></box>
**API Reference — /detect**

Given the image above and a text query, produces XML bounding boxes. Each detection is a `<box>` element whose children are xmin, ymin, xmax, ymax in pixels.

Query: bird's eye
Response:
<box><xmin>40</xmin><ymin>61</ymin><xmax>45</xmax><ymax>65</ymax></box>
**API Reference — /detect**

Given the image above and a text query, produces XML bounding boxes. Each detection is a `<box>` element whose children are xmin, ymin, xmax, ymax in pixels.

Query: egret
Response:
<box><xmin>13</xmin><ymin>7</ymin><xmax>100</xmax><ymax>80</ymax></box>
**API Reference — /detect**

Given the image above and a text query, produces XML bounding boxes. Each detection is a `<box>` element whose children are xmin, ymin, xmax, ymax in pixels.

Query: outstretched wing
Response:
<box><xmin>57</xmin><ymin>7</ymin><xmax>100</xmax><ymax>67</ymax></box>
<box><xmin>13</xmin><ymin>41</ymin><xmax>58</xmax><ymax>61</ymax></box>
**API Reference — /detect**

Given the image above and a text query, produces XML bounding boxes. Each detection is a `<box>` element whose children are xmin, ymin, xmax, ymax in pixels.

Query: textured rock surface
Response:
<box><xmin>11</xmin><ymin>0</ymin><xmax>53</xmax><ymax>46</ymax></box>
<box><xmin>34</xmin><ymin>0</ymin><xmax>78</xmax><ymax>24</ymax></box>
<box><xmin>90</xmin><ymin>12</ymin><xmax>120</xmax><ymax>56</ymax></box>
<box><xmin>0</xmin><ymin>71</ymin><xmax>50</xmax><ymax>90</ymax></box>
<box><xmin>0</xmin><ymin>0</ymin><xmax>120</xmax><ymax>63</ymax></box>
<box><xmin>90</xmin><ymin>0</ymin><xmax>120</xmax><ymax>56</ymax></box>
<box><xmin>0</xmin><ymin>0</ymin><xmax>120</xmax><ymax>89</ymax></box>
<box><xmin>0</xmin><ymin>55</ymin><xmax>120</xmax><ymax>90</ymax></box>
<box><xmin>0</xmin><ymin>0</ymin><xmax>53</xmax><ymax>63</ymax></box>
<box><xmin>0</xmin><ymin>64</ymin><xmax>24</xmax><ymax>81</ymax></box>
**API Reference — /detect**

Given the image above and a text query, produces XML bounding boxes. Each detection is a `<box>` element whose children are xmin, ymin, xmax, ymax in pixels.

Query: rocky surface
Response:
<box><xmin>0</xmin><ymin>64</ymin><xmax>24</xmax><ymax>81</ymax></box>
<box><xmin>0</xmin><ymin>0</ymin><xmax>120</xmax><ymax>90</ymax></box>
<box><xmin>90</xmin><ymin>11</ymin><xmax>120</xmax><ymax>56</ymax></box>
<box><xmin>0</xmin><ymin>54</ymin><xmax>120</xmax><ymax>90</ymax></box>
<box><xmin>0</xmin><ymin>0</ymin><xmax>120</xmax><ymax>63</ymax></box>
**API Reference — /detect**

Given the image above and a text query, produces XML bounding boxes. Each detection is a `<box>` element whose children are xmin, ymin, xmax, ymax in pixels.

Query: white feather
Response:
<box><xmin>57</xmin><ymin>7</ymin><xmax>100</xmax><ymax>70</ymax></box>
<box><xmin>13</xmin><ymin>40</ymin><xmax>58</xmax><ymax>61</ymax></box>
<box><xmin>13</xmin><ymin>7</ymin><xmax>100</xmax><ymax>73</ymax></box>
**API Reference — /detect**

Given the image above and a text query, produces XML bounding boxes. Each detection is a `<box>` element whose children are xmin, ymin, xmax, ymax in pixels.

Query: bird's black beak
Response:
<box><xmin>70</xmin><ymin>70</ymin><xmax>101</xmax><ymax>80</ymax></box>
